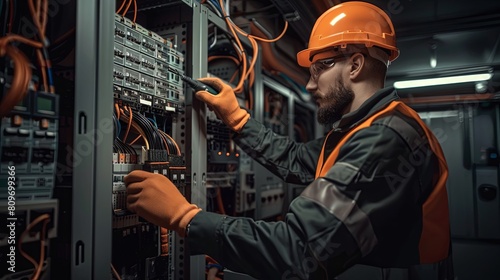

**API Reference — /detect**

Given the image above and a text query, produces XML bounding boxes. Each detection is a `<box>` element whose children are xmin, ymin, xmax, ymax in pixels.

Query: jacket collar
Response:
<box><xmin>332</xmin><ymin>87</ymin><xmax>399</xmax><ymax>131</ymax></box>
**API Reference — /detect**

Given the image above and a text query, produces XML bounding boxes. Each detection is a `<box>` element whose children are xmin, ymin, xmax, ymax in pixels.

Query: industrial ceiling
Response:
<box><xmin>244</xmin><ymin>0</ymin><xmax>500</xmax><ymax>99</ymax></box>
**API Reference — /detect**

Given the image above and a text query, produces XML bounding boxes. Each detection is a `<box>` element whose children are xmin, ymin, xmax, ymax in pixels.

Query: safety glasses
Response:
<box><xmin>309</xmin><ymin>53</ymin><xmax>354</xmax><ymax>80</ymax></box>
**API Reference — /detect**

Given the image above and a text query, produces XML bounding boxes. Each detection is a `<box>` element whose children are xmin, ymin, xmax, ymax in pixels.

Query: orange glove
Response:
<box><xmin>195</xmin><ymin>77</ymin><xmax>250</xmax><ymax>133</ymax></box>
<box><xmin>125</xmin><ymin>170</ymin><xmax>201</xmax><ymax>237</ymax></box>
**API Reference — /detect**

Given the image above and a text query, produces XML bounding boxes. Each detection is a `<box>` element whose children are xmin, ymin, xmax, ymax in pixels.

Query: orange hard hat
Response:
<box><xmin>297</xmin><ymin>1</ymin><xmax>399</xmax><ymax>67</ymax></box>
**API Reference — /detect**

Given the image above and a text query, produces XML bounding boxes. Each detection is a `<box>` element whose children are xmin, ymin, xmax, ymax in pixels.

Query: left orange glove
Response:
<box><xmin>125</xmin><ymin>170</ymin><xmax>201</xmax><ymax>237</ymax></box>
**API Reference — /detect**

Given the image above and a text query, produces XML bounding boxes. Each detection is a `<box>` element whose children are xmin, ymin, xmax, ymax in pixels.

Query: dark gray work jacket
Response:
<box><xmin>187</xmin><ymin>87</ymin><xmax>453</xmax><ymax>280</ymax></box>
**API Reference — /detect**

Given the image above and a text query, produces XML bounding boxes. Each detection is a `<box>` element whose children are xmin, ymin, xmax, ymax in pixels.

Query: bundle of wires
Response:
<box><xmin>113</xmin><ymin>111</ymin><xmax>138</xmax><ymax>163</ymax></box>
<box><xmin>115</xmin><ymin>104</ymin><xmax>181</xmax><ymax>157</ymax></box>
<box><xmin>18</xmin><ymin>214</ymin><xmax>51</xmax><ymax>280</ymax></box>
<box><xmin>116</xmin><ymin>0</ymin><xmax>137</xmax><ymax>23</ymax></box>
<box><xmin>202</xmin><ymin>0</ymin><xmax>288</xmax><ymax>110</ymax></box>
<box><xmin>0</xmin><ymin>0</ymin><xmax>55</xmax><ymax>118</ymax></box>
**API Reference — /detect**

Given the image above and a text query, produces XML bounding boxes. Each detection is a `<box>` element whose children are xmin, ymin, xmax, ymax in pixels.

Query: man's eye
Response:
<box><xmin>320</xmin><ymin>59</ymin><xmax>335</xmax><ymax>66</ymax></box>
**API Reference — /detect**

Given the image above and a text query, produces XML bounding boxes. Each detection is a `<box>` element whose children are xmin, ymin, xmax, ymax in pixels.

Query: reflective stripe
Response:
<box><xmin>301</xmin><ymin>178</ymin><xmax>378</xmax><ymax>257</ymax></box>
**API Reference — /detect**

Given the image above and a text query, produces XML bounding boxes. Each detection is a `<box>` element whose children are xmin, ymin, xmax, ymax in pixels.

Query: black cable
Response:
<box><xmin>162</xmin><ymin>131</ymin><xmax>176</xmax><ymax>155</ymax></box>
<box><xmin>139</xmin><ymin>113</ymin><xmax>160</xmax><ymax>149</ymax></box>
<box><xmin>133</xmin><ymin>111</ymin><xmax>159</xmax><ymax>149</ymax></box>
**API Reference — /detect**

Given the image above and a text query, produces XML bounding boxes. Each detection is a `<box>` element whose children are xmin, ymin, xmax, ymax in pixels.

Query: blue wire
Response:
<box><xmin>47</xmin><ymin>67</ymin><xmax>54</xmax><ymax>87</ymax></box>
<box><xmin>147</xmin><ymin>117</ymin><xmax>158</xmax><ymax>128</ymax></box>
<box><xmin>208</xmin><ymin>0</ymin><xmax>223</xmax><ymax>14</ymax></box>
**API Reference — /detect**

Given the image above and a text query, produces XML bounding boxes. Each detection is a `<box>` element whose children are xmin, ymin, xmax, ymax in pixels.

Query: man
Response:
<box><xmin>125</xmin><ymin>1</ymin><xmax>452</xmax><ymax>279</ymax></box>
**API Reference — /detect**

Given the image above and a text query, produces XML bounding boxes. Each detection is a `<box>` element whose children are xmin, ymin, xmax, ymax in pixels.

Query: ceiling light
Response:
<box><xmin>394</xmin><ymin>73</ymin><xmax>493</xmax><ymax>89</ymax></box>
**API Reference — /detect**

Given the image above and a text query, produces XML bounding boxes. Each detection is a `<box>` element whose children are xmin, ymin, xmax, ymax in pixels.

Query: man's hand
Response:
<box><xmin>195</xmin><ymin>77</ymin><xmax>250</xmax><ymax>133</ymax></box>
<box><xmin>125</xmin><ymin>170</ymin><xmax>201</xmax><ymax>237</ymax></box>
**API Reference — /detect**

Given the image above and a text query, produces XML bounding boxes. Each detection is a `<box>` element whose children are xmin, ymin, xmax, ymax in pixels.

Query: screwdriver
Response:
<box><xmin>167</xmin><ymin>67</ymin><xmax>219</xmax><ymax>95</ymax></box>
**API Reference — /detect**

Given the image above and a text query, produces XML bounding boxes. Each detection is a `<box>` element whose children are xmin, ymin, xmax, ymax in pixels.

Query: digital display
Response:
<box><xmin>37</xmin><ymin>96</ymin><xmax>54</xmax><ymax>113</ymax></box>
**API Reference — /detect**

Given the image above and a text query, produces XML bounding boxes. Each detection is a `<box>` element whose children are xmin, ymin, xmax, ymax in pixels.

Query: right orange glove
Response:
<box><xmin>125</xmin><ymin>170</ymin><xmax>201</xmax><ymax>237</ymax></box>
<box><xmin>195</xmin><ymin>77</ymin><xmax>250</xmax><ymax>133</ymax></box>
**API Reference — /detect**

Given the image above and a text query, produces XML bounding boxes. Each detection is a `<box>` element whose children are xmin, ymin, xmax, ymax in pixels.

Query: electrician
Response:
<box><xmin>125</xmin><ymin>1</ymin><xmax>453</xmax><ymax>279</ymax></box>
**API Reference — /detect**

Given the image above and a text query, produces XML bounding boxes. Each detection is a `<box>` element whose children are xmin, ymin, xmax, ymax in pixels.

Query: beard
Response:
<box><xmin>316</xmin><ymin>79</ymin><xmax>355</xmax><ymax>124</ymax></box>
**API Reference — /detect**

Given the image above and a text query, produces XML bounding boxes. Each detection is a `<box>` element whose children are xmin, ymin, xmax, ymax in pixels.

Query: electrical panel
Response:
<box><xmin>0</xmin><ymin>88</ymin><xmax>59</xmax><ymax>201</ymax></box>
<box><xmin>111</xmin><ymin>12</ymin><xmax>189</xmax><ymax>280</ymax></box>
<box><xmin>0</xmin><ymin>2</ymin><xmax>62</xmax><ymax>279</ymax></box>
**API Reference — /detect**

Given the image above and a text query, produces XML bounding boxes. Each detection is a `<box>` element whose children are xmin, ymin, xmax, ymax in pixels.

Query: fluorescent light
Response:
<box><xmin>394</xmin><ymin>73</ymin><xmax>493</xmax><ymax>89</ymax></box>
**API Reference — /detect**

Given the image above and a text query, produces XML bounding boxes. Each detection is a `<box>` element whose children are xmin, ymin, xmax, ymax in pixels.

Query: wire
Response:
<box><xmin>123</xmin><ymin>106</ymin><xmax>133</xmax><ymax>142</ymax></box>
<box><xmin>28</xmin><ymin>0</ymin><xmax>46</xmax><ymax>42</ymax></box>
<box><xmin>119</xmin><ymin>110</ymin><xmax>150</xmax><ymax>149</ymax></box>
<box><xmin>157</xmin><ymin>130</ymin><xmax>171</xmax><ymax>154</ymax></box>
<box><xmin>27</xmin><ymin>0</ymin><xmax>54</xmax><ymax>93</ymax></box>
<box><xmin>110</xmin><ymin>263</ymin><xmax>122</xmax><ymax>280</ymax></box>
<box><xmin>40</xmin><ymin>0</ymin><xmax>48</xmax><ymax>38</ymax></box>
<box><xmin>160</xmin><ymin>130</ymin><xmax>181</xmax><ymax>155</ymax></box>
<box><xmin>208</xmin><ymin>55</ymin><xmax>241</xmax><ymax>84</ymax></box>
<box><xmin>18</xmin><ymin>213</ymin><xmax>50</xmax><ymax>280</ymax></box>
<box><xmin>122</xmin><ymin>0</ymin><xmax>133</xmax><ymax>18</ymax></box>
<box><xmin>147</xmin><ymin>117</ymin><xmax>158</xmax><ymax>128</ymax></box>
<box><xmin>209</xmin><ymin>25</ymin><xmax>218</xmax><ymax>49</ymax></box>
<box><xmin>212</xmin><ymin>0</ymin><xmax>288</xmax><ymax>94</ymax></box>
<box><xmin>36</xmin><ymin>48</ymin><xmax>48</xmax><ymax>91</ymax></box>
<box><xmin>129</xmin><ymin>134</ymin><xmax>142</xmax><ymax>145</ymax></box>
<box><xmin>116</xmin><ymin>0</ymin><xmax>127</xmax><ymax>14</ymax></box>
<box><xmin>133</xmin><ymin>0</ymin><xmax>137</xmax><ymax>23</ymax></box>
<box><xmin>114</xmin><ymin>103</ymin><xmax>121</xmax><ymax>120</ymax></box>
<box><xmin>0</xmin><ymin>44</ymin><xmax>32</xmax><ymax>118</ymax></box>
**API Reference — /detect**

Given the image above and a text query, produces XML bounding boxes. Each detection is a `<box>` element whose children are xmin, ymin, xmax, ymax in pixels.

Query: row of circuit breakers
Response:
<box><xmin>113</xmin><ymin>14</ymin><xmax>185</xmax><ymax>113</ymax></box>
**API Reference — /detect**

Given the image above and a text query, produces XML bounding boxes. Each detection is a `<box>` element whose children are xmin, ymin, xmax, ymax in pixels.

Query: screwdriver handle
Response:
<box><xmin>167</xmin><ymin>67</ymin><xmax>219</xmax><ymax>95</ymax></box>
<box><xmin>188</xmin><ymin>79</ymin><xmax>220</xmax><ymax>95</ymax></box>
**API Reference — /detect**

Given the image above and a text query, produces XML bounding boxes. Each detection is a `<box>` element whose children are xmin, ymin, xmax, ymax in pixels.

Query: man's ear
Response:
<box><xmin>349</xmin><ymin>53</ymin><xmax>365</xmax><ymax>80</ymax></box>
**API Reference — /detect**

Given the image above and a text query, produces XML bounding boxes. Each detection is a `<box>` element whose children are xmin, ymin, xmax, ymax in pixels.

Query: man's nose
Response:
<box><xmin>305</xmin><ymin>76</ymin><xmax>317</xmax><ymax>93</ymax></box>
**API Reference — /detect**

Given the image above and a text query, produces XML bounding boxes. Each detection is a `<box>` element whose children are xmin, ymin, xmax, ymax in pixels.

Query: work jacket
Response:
<box><xmin>188</xmin><ymin>87</ymin><xmax>451</xmax><ymax>279</ymax></box>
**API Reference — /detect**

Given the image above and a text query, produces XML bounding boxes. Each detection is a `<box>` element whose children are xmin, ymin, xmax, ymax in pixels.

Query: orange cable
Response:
<box><xmin>123</xmin><ymin>106</ymin><xmax>133</xmax><ymax>142</ymax></box>
<box><xmin>18</xmin><ymin>214</ymin><xmax>50</xmax><ymax>279</ymax></box>
<box><xmin>114</xmin><ymin>103</ymin><xmax>121</xmax><ymax>120</ymax></box>
<box><xmin>36</xmin><ymin>0</ymin><xmax>41</xmax><ymax>27</ymax></box>
<box><xmin>110</xmin><ymin>263</ymin><xmax>122</xmax><ymax>280</ymax></box>
<box><xmin>216</xmin><ymin>1</ymin><xmax>288</xmax><ymax>93</ymax></box>
<box><xmin>32</xmin><ymin>218</ymin><xmax>49</xmax><ymax>280</ymax></box>
<box><xmin>129</xmin><ymin>134</ymin><xmax>142</xmax><ymax>145</ymax></box>
<box><xmin>133</xmin><ymin>0</ymin><xmax>137</xmax><ymax>23</ymax></box>
<box><xmin>41</xmin><ymin>0</ymin><xmax>49</xmax><ymax>38</ymax></box>
<box><xmin>28</xmin><ymin>0</ymin><xmax>45</xmax><ymax>42</ymax></box>
<box><xmin>0</xmin><ymin>34</ymin><xmax>44</xmax><ymax>51</ymax></box>
<box><xmin>218</xmin><ymin>0</ymin><xmax>247</xmax><ymax>93</ymax></box>
<box><xmin>122</xmin><ymin>0</ymin><xmax>133</xmax><ymax>18</ymax></box>
<box><xmin>0</xmin><ymin>45</ymin><xmax>32</xmax><ymax>118</ymax></box>
<box><xmin>116</xmin><ymin>0</ymin><xmax>127</xmax><ymax>13</ymax></box>
<box><xmin>162</xmin><ymin>131</ymin><xmax>181</xmax><ymax>155</ymax></box>
<box><xmin>36</xmin><ymin>49</ymin><xmax>48</xmax><ymax>91</ymax></box>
